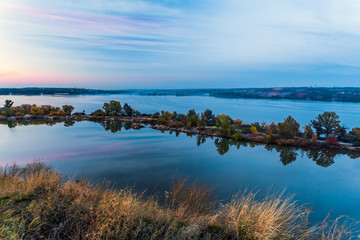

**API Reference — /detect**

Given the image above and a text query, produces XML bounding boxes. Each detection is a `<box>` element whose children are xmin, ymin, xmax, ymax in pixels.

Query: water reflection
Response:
<box><xmin>2</xmin><ymin>120</ymin><xmax>360</xmax><ymax>167</ymax></box>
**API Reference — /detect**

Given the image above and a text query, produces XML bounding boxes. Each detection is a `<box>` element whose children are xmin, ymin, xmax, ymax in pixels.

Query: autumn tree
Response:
<box><xmin>216</xmin><ymin>114</ymin><xmax>233</xmax><ymax>137</ymax></box>
<box><xmin>102</xmin><ymin>100</ymin><xmax>122</xmax><ymax>116</ymax></box>
<box><xmin>159</xmin><ymin>110</ymin><xmax>171</xmax><ymax>122</ymax></box>
<box><xmin>186</xmin><ymin>109</ymin><xmax>199</xmax><ymax>127</ymax></box>
<box><xmin>310</xmin><ymin>112</ymin><xmax>341</xmax><ymax>137</ymax></box>
<box><xmin>303</xmin><ymin>125</ymin><xmax>314</xmax><ymax>139</ymax></box>
<box><xmin>279</xmin><ymin>116</ymin><xmax>300</xmax><ymax>138</ymax></box>
<box><xmin>62</xmin><ymin>105</ymin><xmax>74</xmax><ymax>115</ymax></box>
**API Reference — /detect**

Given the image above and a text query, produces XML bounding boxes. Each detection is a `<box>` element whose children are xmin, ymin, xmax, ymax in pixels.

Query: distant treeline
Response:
<box><xmin>2</xmin><ymin>87</ymin><xmax>360</xmax><ymax>102</ymax></box>
<box><xmin>0</xmin><ymin>88</ymin><xmax>129</xmax><ymax>95</ymax></box>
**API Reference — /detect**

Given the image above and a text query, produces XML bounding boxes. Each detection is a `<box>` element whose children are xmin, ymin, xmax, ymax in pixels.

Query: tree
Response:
<box><xmin>102</xmin><ymin>100</ymin><xmax>122</xmax><ymax>116</ymax></box>
<box><xmin>303</xmin><ymin>125</ymin><xmax>313</xmax><ymax>139</ymax></box>
<box><xmin>279</xmin><ymin>116</ymin><xmax>300</xmax><ymax>138</ymax></box>
<box><xmin>62</xmin><ymin>105</ymin><xmax>74</xmax><ymax>115</ymax></box>
<box><xmin>186</xmin><ymin>109</ymin><xmax>199</xmax><ymax>127</ymax></box>
<box><xmin>4</xmin><ymin>100</ymin><xmax>14</xmax><ymax>109</ymax></box>
<box><xmin>201</xmin><ymin>109</ymin><xmax>214</xmax><ymax>122</ymax></box>
<box><xmin>310</xmin><ymin>119</ymin><xmax>322</xmax><ymax>136</ymax></box>
<box><xmin>335</xmin><ymin>126</ymin><xmax>348</xmax><ymax>142</ymax></box>
<box><xmin>310</xmin><ymin>112</ymin><xmax>340</xmax><ymax>137</ymax></box>
<box><xmin>123</xmin><ymin>103</ymin><xmax>133</xmax><ymax>116</ymax></box>
<box><xmin>216</xmin><ymin>114</ymin><xmax>233</xmax><ymax>137</ymax></box>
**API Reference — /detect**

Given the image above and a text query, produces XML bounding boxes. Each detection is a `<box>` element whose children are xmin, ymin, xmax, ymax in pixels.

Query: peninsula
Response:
<box><xmin>1</xmin><ymin>100</ymin><xmax>360</xmax><ymax>154</ymax></box>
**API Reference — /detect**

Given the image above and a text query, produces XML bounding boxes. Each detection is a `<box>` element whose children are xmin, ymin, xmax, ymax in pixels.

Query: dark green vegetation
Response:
<box><xmin>3</xmin><ymin>87</ymin><xmax>360</xmax><ymax>102</ymax></box>
<box><xmin>1</xmin><ymin>162</ymin><xmax>358</xmax><ymax>239</ymax></box>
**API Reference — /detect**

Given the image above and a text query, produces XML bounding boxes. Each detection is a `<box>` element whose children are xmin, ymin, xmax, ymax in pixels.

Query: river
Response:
<box><xmin>0</xmin><ymin>94</ymin><xmax>360</xmax><ymax>223</ymax></box>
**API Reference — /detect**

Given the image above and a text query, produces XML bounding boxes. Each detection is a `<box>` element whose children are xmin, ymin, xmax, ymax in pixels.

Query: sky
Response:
<box><xmin>1</xmin><ymin>0</ymin><xmax>360</xmax><ymax>89</ymax></box>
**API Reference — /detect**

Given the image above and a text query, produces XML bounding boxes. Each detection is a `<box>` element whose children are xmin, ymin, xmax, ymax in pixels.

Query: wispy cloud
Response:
<box><xmin>0</xmin><ymin>0</ymin><xmax>360</xmax><ymax>88</ymax></box>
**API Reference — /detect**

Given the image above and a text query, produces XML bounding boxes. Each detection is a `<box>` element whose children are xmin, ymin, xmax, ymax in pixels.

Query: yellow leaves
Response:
<box><xmin>251</xmin><ymin>126</ymin><xmax>258</xmax><ymax>133</ymax></box>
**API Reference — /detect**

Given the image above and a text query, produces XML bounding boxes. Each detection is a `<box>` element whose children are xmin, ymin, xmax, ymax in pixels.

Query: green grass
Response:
<box><xmin>0</xmin><ymin>162</ymin><xmax>358</xmax><ymax>239</ymax></box>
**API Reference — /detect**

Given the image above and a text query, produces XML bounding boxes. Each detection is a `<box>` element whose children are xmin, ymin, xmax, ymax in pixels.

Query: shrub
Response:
<box><xmin>233</xmin><ymin>131</ymin><xmax>243</xmax><ymax>141</ymax></box>
<box><xmin>91</xmin><ymin>109</ymin><xmax>105</xmax><ymax>116</ymax></box>
<box><xmin>250</xmin><ymin>126</ymin><xmax>258</xmax><ymax>133</ymax></box>
<box><xmin>325</xmin><ymin>135</ymin><xmax>340</xmax><ymax>146</ymax></box>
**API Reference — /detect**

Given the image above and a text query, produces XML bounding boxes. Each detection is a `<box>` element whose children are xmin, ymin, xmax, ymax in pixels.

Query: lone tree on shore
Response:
<box><xmin>4</xmin><ymin>100</ymin><xmax>14</xmax><ymax>109</ymax></box>
<box><xmin>310</xmin><ymin>112</ymin><xmax>341</xmax><ymax>137</ymax></box>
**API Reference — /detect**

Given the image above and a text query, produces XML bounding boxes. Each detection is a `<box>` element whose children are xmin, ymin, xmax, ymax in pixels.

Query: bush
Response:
<box><xmin>233</xmin><ymin>131</ymin><xmax>243</xmax><ymax>141</ymax></box>
<box><xmin>325</xmin><ymin>135</ymin><xmax>340</xmax><ymax>146</ymax></box>
<box><xmin>250</xmin><ymin>126</ymin><xmax>258</xmax><ymax>133</ymax></box>
<box><xmin>91</xmin><ymin>109</ymin><xmax>105</xmax><ymax>116</ymax></box>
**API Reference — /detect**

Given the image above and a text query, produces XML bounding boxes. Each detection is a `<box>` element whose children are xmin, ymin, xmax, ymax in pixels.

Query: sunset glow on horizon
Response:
<box><xmin>1</xmin><ymin>0</ymin><xmax>360</xmax><ymax>89</ymax></box>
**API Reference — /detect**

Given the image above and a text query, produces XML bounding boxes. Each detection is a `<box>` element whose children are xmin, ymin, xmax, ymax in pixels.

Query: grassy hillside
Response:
<box><xmin>0</xmin><ymin>162</ymin><xmax>357</xmax><ymax>239</ymax></box>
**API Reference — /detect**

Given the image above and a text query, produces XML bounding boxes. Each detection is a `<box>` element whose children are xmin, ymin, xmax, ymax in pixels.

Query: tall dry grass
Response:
<box><xmin>0</xmin><ymin>162</ymin><xmax>358</xmax><ymax>239</ymax></box>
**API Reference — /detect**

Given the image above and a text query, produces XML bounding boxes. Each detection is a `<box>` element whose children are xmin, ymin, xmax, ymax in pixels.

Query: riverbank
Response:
<box><xmin>1</xmin><ymin>113</ymin><xmax>360</xmax><ymax>154</ymax></box>
<box><xmin>1</xmin><ymin>162</ymin><xmax>357</xmax><ymax>239</ymax></box>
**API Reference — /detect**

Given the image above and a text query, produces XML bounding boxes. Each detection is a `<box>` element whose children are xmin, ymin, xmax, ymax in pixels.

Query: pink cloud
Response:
<box><xmin>0</xmin><ymin>2</ymin><xmax>173</xmax><ymax>36</ymax></box>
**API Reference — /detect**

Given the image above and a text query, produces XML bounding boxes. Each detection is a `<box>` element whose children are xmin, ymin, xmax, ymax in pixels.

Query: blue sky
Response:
<box><xmin>1</xmin><ymin>0</ymin><xmax>360</xmax><ymax>88</ymax></box>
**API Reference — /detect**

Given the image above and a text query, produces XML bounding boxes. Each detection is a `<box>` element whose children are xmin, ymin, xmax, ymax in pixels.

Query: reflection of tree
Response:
<box><xmin>7</xmin><ymin>122</ymin><xmax>17</xmax><ymax>128</ymax></box>
<box><xmin>279</xmin><ymin>148</ymin><xmax>298</xmax><ymax>166</ymax></box>
<box><xmin>3</xmin><ymin>119</ymin><xmax>360</xmax><ymax>168</ymax></box>
<box><xmin>264</xmin><ymin>144</ymin><xmax>274</xmax><ymax>152</ymax></box>
<box><xmin>100</xmin><ymin>121</ymin><xmax>123</xmax><ymax>133</ymax></box>
<box><xmin>348</xmin><ymin>153</ymin><xmax>360</xmax><ymax>159</ymax></box>
<box><xmin>214</xmin><ymin>138</ymin><xmax>231</xmax><ymax>155</ymax></box>
<box><xmin>306</xmin><ymin>149</ymin><xmax>336</xmax><ymax>167</ymax></box>
<box><xmin>124</xmin><ymin>122</ymin><xmax>132</xmax><ymax>130</ymax></box>
<box><xmin>196</xmin><ymin>135</ymin><xmax>207</xmax><ymax>146</ymax></box>
<box><xmin>64</xmin><ymin>120</ymin><xmax>75</xmax><ymax>127</ymax></box>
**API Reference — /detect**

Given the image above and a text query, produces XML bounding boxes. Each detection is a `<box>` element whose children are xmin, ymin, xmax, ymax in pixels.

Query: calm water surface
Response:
<box><xmin>1</xmin><ymin>95</ymin><xmax>360</xmax><ymax>223</ymax></box>
<box><xmin>1</xmin><ymin>120</ymin><xmax>360</xmax><ymax>223</ymax></box>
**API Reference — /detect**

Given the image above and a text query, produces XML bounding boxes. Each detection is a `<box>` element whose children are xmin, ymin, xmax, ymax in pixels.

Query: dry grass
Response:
<box><xmin>0</xmin><ymin>162</ymin><xmax>358</xmax><ymax>240</ymax></box>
